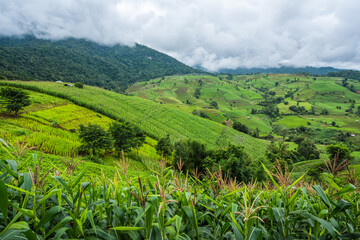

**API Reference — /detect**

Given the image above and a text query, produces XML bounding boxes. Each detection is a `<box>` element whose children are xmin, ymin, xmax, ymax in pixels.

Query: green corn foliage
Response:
<box><xmin>1</xmin><ymin>140</ymin><xmax>360</xmax><ymax>239</ymax></box>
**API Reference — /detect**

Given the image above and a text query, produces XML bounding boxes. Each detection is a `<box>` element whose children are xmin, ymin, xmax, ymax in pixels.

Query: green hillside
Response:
<box><xmin>0</xmin><ymin>80</ymin><xmax>267</xmax><ymax>160</ymax></box>
<box><xmin>127</xmin><ymin>74</ymin><xmax>360</xmax><ymax>159</ymax></box>
<box><xmin>0</xmin><ymin>36</ymin><xmax>201</xmax><ymax>91</ymax></box>
<box><xmin>0</xmin><ymin>89</ymin><xmax>161</xmax><ymax>180</ymax></box>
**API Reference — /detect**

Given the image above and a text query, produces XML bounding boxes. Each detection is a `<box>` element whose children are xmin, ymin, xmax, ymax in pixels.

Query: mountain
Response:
<box><xmin>216</xmin><ymin>66</ymin><xmax>343</xmax><ymax>75</ymax></box>
<box><xmin>0</xmin><ymin>35</ymin><xmax>201</xmax><ymax>91</ymax></box>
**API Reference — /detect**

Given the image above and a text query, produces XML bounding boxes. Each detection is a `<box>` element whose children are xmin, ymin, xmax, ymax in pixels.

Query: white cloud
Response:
<box><xmin>1</xmin><ymin>0</ymin><xmax>360</xmax><ymax>71</ymax></box>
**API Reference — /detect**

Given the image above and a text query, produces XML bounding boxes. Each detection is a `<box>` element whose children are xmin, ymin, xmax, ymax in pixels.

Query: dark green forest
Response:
<box><xmin>327</xmin><ymin>70</ymin><xmax>360</xmax><ymax>82</ymax></box>
<box><xmin>0</xmin><ymin>36</ymin><xmax>201</xmax><ymax>91</ymax></box>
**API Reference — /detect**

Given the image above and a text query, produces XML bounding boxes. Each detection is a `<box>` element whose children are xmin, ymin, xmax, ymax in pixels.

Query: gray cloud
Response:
<box><xmin>1</xmin><ymin>0</ymin><xmax>360</xmax><ymax>71</ymax></box>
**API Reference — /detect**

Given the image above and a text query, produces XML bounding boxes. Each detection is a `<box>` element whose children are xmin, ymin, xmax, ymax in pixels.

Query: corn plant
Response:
<box><xmin>1</xmin><ymin>139</ymin><xmax>360</xmax><ymax>239</ymax></box>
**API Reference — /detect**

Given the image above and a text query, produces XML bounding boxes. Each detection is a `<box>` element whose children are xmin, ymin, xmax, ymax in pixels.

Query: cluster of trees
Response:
<box><xmin>194</xmin><ymin>88</ymin><xmax>201</xmax><ymax>99</ymax></box>
<box><xmin>259</xmin><ymin>104</ymin><xmax>280</xmax><ymax>119</ymax></box>
<box><xmin>289</xmin><ymin>105</ymin><xmax>307</xmax><ymax>114</ymax></box>
<box><xmin>192</xmin><ymin>109</ymin><xmax>209</xmax><ymax>119</ymax></box>
<box><xmin>78</xmin><ymin>122</ymin><xmax>145</xmax><ymax>160</ymax></box>
<box><xmin>210</xmin><ymin>101</ymin><xmax>218</xmax><ymax>109</ymax></box>
<box><xmin>266</xmin><ymin>135</ymin><xmax>353</xmax><ymax>174</ymax></box>
<box><xmin>232</xmin><ymin>121</ymin><xmax>249</xmax><ymax>134</ymax></box>
<box><xmin>154</xmin><ymin>136</ymin><xmax>265</xmax><ymax>182</ymax></box>
<box><xmin>0</xmin><ymin>36</ymin><xmax>201</xmax><ymax>92</ymax></box>
<box><xmin>254</xmin><ymin>91</ymin><xmax>282</xmax><ymax>119</ymax></box>
<box><xmin>327</xmin><ymin>70</ymin><xmax>360</xmax><ymax>81</ymax></box>
<box><xmin>0</xmin><ymin>87</ymin><xmax>31</xmax><ymax>114</ymax></box>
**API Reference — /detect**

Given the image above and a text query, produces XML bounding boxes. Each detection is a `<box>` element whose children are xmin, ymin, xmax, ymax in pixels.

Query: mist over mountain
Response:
<box><xmin>0</xmin><ymin>36</ymin><xmax>201</xmax><ymax>91</ymax></box>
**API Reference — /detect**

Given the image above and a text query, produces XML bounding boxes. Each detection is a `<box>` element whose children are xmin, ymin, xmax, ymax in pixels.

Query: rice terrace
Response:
<box><xmin>2</xmin><ymin>2</ymin><xmax>360</xmax><ymax>239</ymax></box>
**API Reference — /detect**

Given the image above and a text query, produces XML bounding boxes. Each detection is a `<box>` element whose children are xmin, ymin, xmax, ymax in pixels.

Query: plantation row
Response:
<box><xmin>0</xmin><ymin>139</ymin><xmax>359</xmax><ymax>239</ymax></box>
<box><xmin>4</xmin><ymin>116</ymin><xmax>80</xmax><ymax>156</ymax></box>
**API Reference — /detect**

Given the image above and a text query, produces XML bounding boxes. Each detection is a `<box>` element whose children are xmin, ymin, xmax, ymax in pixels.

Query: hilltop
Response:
<box><xmin>0</xmin><ymin>36</ymin><xmax>201</xmax><ymax>91</ymax></box>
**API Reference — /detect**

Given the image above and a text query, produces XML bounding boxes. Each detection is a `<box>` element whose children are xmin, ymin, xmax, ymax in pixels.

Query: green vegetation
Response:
<box><xmin>0</xmin><ymin>80</ymin><xmax>267</xmax><ymax>160</ymax></box>
<box><xmin>109</xmin><ymin>121</ymin><xmax>145</xmax><ymax>154</ymax></box>
<box><xmin>78</xmin><ymin>124</ymin><xmax>113</xmax><ymax>157</ymax></box>
<box><xmin>1</xmin><ymin>139</ymin><xmax>360</xmax><ymax>239</ymax></box>
<box><xmin>0</xmin><ymin>87</ymin><xmax>31</xmax><ymax>114</ymax></box>
<box><xmin>1</xmin><ymin>69</ymin><xmax>360</xmax><ymax>239</ymax></box>
<box><xmin>0</xmin><ymin>89</ymin><xmax>157</xmax><ymax>175</ymax></box>
<box><xmin>327</xmin><ymin>70</ymin><xmax>360</xmax><ymax>82</ymax></box>
<box><xmin>128</xmin><ymin>73</ymin><xmax>360</xmax><ymax>162</ymax></box>
<box><xmin>155</xmin><ymin>134</ymin><xmax>173</xmax><ymax>160</ymax></box>
<box><xmin>0</xmin><ymin>36</ymin><xmax>201</xmax><ymax>91</ymax></box>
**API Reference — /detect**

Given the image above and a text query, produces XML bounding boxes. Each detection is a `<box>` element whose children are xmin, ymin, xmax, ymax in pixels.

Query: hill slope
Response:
<box><xmin>0</xmin><ymin>89</ymin><xmax>156</xmax><ymax>178</ymax></box>
<box><xmin>0</xmin><ymin>80</ymin><xmax>267</xmax><ymax>160</ymax></box>
<box><xmin>0</xmin><ymin>36</ymin><xmax>201</xmax><ymax>91</ymax></box>
<box><xmin>127</xmin><ymin>74</ymin><xmax>360</xmax><ymax>149</ymax></box>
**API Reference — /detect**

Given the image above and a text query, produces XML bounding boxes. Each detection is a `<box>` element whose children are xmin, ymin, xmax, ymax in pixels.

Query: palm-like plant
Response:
<box><xmin>320</xmin><ymin>151</ymin><xmax>349</xmax><ymax>176</ymax></box>
<box><xmin>60</xmin><ymin>151</ymin><xmax>84</xmax><ymax>175</ymax></box>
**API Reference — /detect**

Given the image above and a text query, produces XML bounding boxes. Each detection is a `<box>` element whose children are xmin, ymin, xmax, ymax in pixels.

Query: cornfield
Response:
<box><xmin>0</xmin><ymin>139</ymin><xmax>360</xmax><ymax>239</ymax></box>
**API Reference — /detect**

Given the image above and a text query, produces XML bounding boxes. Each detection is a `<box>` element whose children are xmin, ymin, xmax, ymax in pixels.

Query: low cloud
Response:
<box><xmin>1</xmin><ymin>0</ymin><xmax>360</xmax><ymax>71</ymax></box>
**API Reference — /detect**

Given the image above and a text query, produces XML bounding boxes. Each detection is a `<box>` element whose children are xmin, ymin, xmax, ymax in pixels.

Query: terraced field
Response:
<box><xmin>127</xmin><ymin>74</ymin><xmax>360</xmax><ymax>136</ymax></box>
<box><xmin>0</xmin><ymin>81</ymin><xmax>267</xmax><ymax>160</ymax></box>
<box><xmin>0</xmin><ymin>90</ymin><xmax>157</xmax><ymax>176</ymax></box>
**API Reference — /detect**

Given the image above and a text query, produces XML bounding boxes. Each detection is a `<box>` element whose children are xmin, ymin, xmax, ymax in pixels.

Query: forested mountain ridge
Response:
<box><xmin>0</xmin><ymin>36</ymin><xmax>201</xmax><ymax>91</ymax></box>
<box><xmin>327</xmin><ymin>70</ymin><xmax>360</xmax><ymax>81</ymax></box>
<box><xmin>217</xmin><ymin>66</ymin><xmax>344</xmax><ymax>75</ymax></box>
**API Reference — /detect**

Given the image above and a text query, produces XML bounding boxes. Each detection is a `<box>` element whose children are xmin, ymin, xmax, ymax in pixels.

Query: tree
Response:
<box><xmin>75</xmin><ymin>82</ymin><xmax>84</xmax><ymax>88</ymax></box>
<box><xmin>134</xmin><ymin>127</ymin><xmax>146</xmax><ymax>156</ymax></box>
<box><xmin>156</xmin><ymin>134</ymin><xmax>173</xmax><ymax>160</ymax></box>
<box><xmin>326</xmin><ymin>144</ymin><xmax>352</xmax><ymax>164</ymax></box>
<box><xmin>215</xmin><ymin>145</ymin><xmax>255</xmax><ymax>182</ymax></box>
<box><xmin>232</xmin><ymin>122</ymin><xmax>249</xmax><ymax>134</ymax></box>
<box><xmin>173</xmin><ymin>139</ymin><xmax>207</xmax><ymax>172</ymax></box>
<box><xmin>109</xmin><ymin>121</ymin><xmax>136</xmax><ymax>154</ymax></box>
<box><xmin>78</xmin><ymin>124</ymin><xmax>112</xmax><ymax>156</ymax></box>
<box><xmin>266</xmin><ymin>140</ymin><xmax>295</xmax><ymax>167</ymax></box>
<box><xmin>296</xmin><ymin>138</ymin><xmax>320</xmax><ymax>161</ymax></box>
<box><xmin>0</xmin><ymin>87</ymin><xmax>31</xmax><ymax>114</ymax></box>
<box><xmin>194</xmin><ymin>88</ymin><xmax>201</xmax><ymax>99</ymax></box>
<box><xmin>261</xmin><ymin>104</ymin><xmax>279</xmax><ymax>119</ymax></box>
<box><xmin>210</xmin><ymin>101</ymin><xmax>218</xmax><ymax>109</ymax></box>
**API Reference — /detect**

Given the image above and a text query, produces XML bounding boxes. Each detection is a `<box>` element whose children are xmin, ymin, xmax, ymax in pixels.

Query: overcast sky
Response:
<box><xmin>1</xmin><ymin>0</ymin><xmax>360</xmax><ymax>71</ymax></box>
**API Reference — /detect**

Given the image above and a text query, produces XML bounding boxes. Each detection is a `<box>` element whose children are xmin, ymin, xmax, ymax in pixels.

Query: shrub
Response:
<box><xmin>75</xmin><ymin>82</ymin><xmax>84</xmax><ymax>88</ymax></box>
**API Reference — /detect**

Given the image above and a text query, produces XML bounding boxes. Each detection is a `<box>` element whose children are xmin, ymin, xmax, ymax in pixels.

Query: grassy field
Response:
<box><xmin>0</xmin><ymin>81</ymin><xmax>267</xmax><ymax>160</ymax></box>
